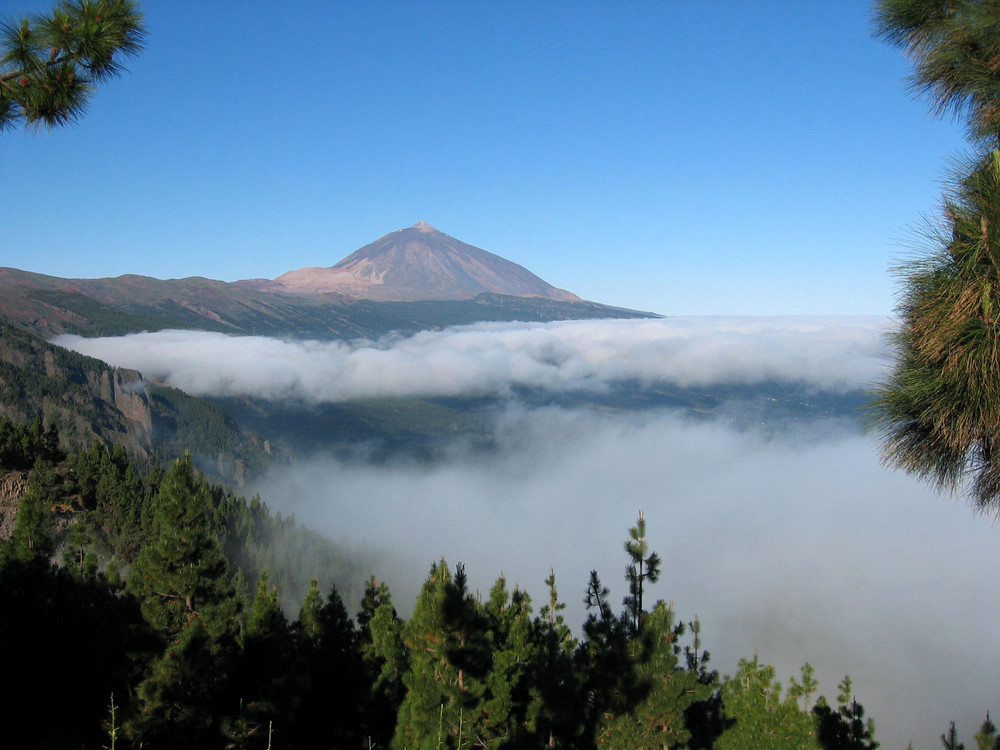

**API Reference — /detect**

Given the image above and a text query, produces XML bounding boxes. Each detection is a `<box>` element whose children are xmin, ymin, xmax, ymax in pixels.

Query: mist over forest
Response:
<box><xmin>57</xmin><ymin>316</ymin><xmax>1000</xmax><ymax>748</ymax></box>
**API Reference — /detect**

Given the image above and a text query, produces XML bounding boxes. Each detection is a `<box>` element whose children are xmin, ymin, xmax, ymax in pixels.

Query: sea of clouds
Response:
<box><xmin>53</xmin><ymin>315</ymin><xmax>890</xmax><ymax>402</ymax></box>
<box><xmin>54</xmin><ymin>316</ymin><xmax>1000</xmax><ymax>748</ymax></box>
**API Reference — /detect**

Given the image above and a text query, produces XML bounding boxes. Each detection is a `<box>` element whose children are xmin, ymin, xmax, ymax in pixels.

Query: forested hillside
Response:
<box><xmin>0</xmin><ymin>418</ymin><xmax>917</xmax><ymax>749</ymax></box>
<box><xmin>0</xmin><ymin>322</ymin><xmax>274</xmax><ymax>485</ymax></box>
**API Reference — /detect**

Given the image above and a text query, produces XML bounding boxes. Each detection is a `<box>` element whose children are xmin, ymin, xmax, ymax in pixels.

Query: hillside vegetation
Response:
<box><xmin>0</xmin><ymin>322</ymin><xmax>274</xmax><ymax>485</ymax></box>
<box><xmin>0</xmin><ymin>424</ymin><xmax>896</xmax><ymax>749</ymax></box>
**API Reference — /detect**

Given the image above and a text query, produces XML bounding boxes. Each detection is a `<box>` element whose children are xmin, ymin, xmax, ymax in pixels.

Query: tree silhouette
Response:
<box><xmin>0</xmin><ymin>0</ymin><xmax>145</xmax><ymax>130</ymax></box>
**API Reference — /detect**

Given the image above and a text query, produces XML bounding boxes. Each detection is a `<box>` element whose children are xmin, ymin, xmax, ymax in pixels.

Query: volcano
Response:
<box><xmin>238</xmin><ymin>222</ymin><xmax>580</xmax><ymax>302</ymax></box>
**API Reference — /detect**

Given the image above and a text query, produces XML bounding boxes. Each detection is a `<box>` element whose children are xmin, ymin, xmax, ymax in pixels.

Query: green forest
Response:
<box><xmin>2</xmin><ymin>415</ymin><xmax>984</xmax><ymax>750</ymax></box>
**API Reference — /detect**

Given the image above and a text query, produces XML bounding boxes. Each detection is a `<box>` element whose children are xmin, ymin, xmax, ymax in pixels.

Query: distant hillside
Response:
<box><xmin>0</xmin><ymin>223</ymin><xmax>656</xmax><ymax>340</ymax></box>
<box><xmin>0</xmin><ymin>272</ymin><xmax>655</xmax><ymax>341</ymax></box>
<box><xmin>0</xmin><ymin>322</ymin><xmax>274</xmax><ymax>485</ymax></box>
<box><xmin>239</xmin><ymin>222</ymin><xmax>581</xmax><ymax>301</ymax></box>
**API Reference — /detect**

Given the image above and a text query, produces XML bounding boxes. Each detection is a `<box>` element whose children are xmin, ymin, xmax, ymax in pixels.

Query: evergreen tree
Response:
<box><xmin>227</xmin><ymin>571</ymin><xmax>303</xmax><ymax>749</ymax></box>
<box><xmin>812</xmin><ymin>676</ymin><xmax>879</xmax><ymax>750</ymax></box>
<box><xmin>623</xmin><ymin>511</ymin><xmax>661</xmax><ymax>636</ymax></box>
<box><xmin>716</xmin><ymin>656</ymin><xmax>821</xmax><ymax>750</ymax></box>
<box><xmin>874</xmin><ymin>0</ymin><xmax>1000</xmax><ymax>142</ymax></box>
<box><xmin>0</xmin><ymin>558</ymin><xmax>154</xmax><ymax>749</ymax></box>
<box><xmin>974</xmin><ymin>713</ymin><xmax>1000</xmax><ymax>750</ymax></box>
<box><xmin>526</xmin><ymin>569</ymin><xmax>580</xmax><ymax>747</ymax></box>
<box><xmin>357</xmin><ymin>576</ymin><xmax>408</xmax><ymax>747</ymax></box>
<box><xmin>943</xmin><ymin>721</ymin><xmax>967</xmax><ymax>750</ymax></box>
<box><xmin>292</xmin><ymin>580</ymin><xmax>365</xmax><ymax>749</ymax></box>
<box><xmin>128</xmin><ymin>455</ymin><xmax>234</xmax><ymax>636</ymax></box>
<box><xmin>682</xmin><ymin>615</ymin><xmax>727</xmax><ymax>750</ymax></box>
<box><xmin>871</xmin><ymin>0</ymin><xmax>1000</xmax><ymax>508</ymax></box>
<box><xmin>577</xmin><ymin>568</ymin><xmax>631</xmax><ymax>745</ymax></box>
<box><xmin>478</xmin><ymin>575</ymin><xmax>536</xmax><ymax>748</ymax></box>
<box><xmin>126</xmin><ymin>456</ymin><xmax>243</xmax><ymax>748</ymax></box>
<box><xmin>0</xmin><ymin>0</ymin><xmax>145</xmax><ymax>130</ymax></box>
<box><xmin>393</xmin><ymin>560</ymin><xmax>488</xmax><ymax>750</ymax></box>
<box><xmin>595</xmin><ymin>601</ymin><xmax>705</xmax><ymax>749</ymax></box>
<box><xmin>128</xmin><ymin>603</ymin><xmax>242</xmax><ymax>749</ymax></box>
<box><xmin>4</xmin><ymin>458</ymin><xmax>59</xmax><ymax>565</ymax></box>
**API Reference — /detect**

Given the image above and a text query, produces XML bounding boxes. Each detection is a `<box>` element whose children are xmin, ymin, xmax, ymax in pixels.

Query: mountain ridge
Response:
<box><xmin>236</xmin><ymin>222</ymin><xmax>581</xmax><ymax>302</ymax></box>
<box><xmin>0</xmin><ymin>224</ymin><xmax>657</xmax><ymax>340</ymax></box>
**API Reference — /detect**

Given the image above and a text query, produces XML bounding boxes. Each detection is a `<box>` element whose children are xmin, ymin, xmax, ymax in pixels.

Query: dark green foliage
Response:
<box><xmin>291</xmin><ymin>581</ymin><xmax>366</xmax><ymax>749</ymax></box>
<box><xmin>357</xmin><ymin>576</ymin><xmax>408</xmax><ymax>746</ymax></box>
<box><xmin>813</xmin><ymin>676</ymin><xmax>879</xmax><ymax>750</ymax></box>
<box><xmin>227</xmin><ymin>571</ymin><xmax>305</xmax><ymax>748</ymax></box>
<box><xmin>871</xmin><ymin>1</ymin><xmax>1000</xmax><ymax>508</ymax></box>
<box><xmin>0</xmin><ymin>0</ymin><xmax>145</xmax><ymax>130</ymax></box>
<box><xmin>623</xmin><ymin>511</ymin><xmax>661</xmax><ymax>636</ymax></box>
<box><xmin>129</xmin><ymin>602</ymin><xmax>243</xmax><ymax>749</ymax></box>
<box><xmin>944</xmin><ymin>721</ymin><xmax>967</xmax><ymax>750</ymax></box>
<box><xmin>0</xmin><ymin>415</ymin><xmax>62</xmax><ymax>470</ymax></box>
<box><xmin>874</xmin><ymin>0</ymin><xmax>1000</xmax><ymax>142</ymax></box>
<box><xmin>0</xmin><ymin>558</ymin><xmax>154</xmax><ymax>749</ymax></box>
<box><xmin>67</xmin><ymin>440</ymin><xmax>150</xmax><ymax>561</ymax></box>
<box><xmin>128</xmin><ymin>455</ymin><xmax>236</xmax><ymax>636</ymax></box>
<box><xmin>4</xmin><ymin>458</ymin><xmax>60</xmax><ymax>564</ymax></box>
<box><xmin>526</xmin><ymin>569</ymin><xmax>579</xmax><ymax>747</ymax></box>
<box><xmin>975</xmin><ymin>714</ymin><xmax>1000</xmax><ymax>750</ymax></box>
<box><xmin>0</xmin><ymin>439</ymin><xmax>898</xmax><ymax>749</ymax></box>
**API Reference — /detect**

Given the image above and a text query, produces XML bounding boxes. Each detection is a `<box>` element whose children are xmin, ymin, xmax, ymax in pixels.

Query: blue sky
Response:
<box><xmin>2</xmin><ymin>0</ymin><xmax>970</xmax><ymax>315</ymax></box>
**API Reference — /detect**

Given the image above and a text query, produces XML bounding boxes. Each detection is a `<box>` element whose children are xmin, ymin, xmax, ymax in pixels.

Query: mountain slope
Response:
<box><xmin>0</xmin><ymin>271</ymin><xmax>654</xmax><ymax>341</ymax></box>
<box><xmin>0</xmin><ymin>322</ymin><xmax>274</xmax><ymax>485</ymax></box>
<box><xmin>238</xmin><ymin>222</ymin><xmax>581</xmax><ymax>302</ymax></box>
<box><xmin>0</xmin><ymin>223</ymin><xmax>656</xmax><ymax>340</ymax></box>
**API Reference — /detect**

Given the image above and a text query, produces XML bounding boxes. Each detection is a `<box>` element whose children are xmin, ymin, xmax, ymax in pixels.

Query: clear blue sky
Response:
<box><xmin>1</xmin><ymin>0</ymin><xmax>970</xmax><ymax>315</ymax></box>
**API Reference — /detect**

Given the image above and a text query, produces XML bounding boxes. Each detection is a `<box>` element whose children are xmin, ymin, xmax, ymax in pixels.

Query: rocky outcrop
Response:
<box><xmin>0</xmin><ymin>470</ymin><xmax>27</xmax><ymax>543</ymax></box>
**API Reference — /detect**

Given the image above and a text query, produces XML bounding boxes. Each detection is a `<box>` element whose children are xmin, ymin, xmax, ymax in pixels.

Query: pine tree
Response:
<box><xmin>623</xmin><ymin>511</ymin><xmax>661</xmax><ymax>636</ymax></box>
<box><xmin>577</xmin><ymin>568</ymin><xmax>630</xmax><ymax>743</ymax></box>
<box><xmin>974</xmin><ymin>713</ymin><xmax>1000</xmax><ymax>750</ymax></box>
<box><xmin>716</xmin><ymin>656</ymin><xmax>821</xmax><ymax>750</ymax></box>
<box><xmin>293</xmin><ymin>580</ymin><xmax>365</xmax><ymax>748</ymax></box>
<box><xmin>812</xmin><ymin>675</ymin><xmax>879</xmax><ymax>750</ymax></box>
<box><xmin>527</xmin><ymin>569</ymin><xmax>580</xmax><ymax>747</ymax></box>
<box><xmin>128</xmin><ymin>456</ymin><xmax>234</xmax><ymax>636</ymax></box>
<box><xmin>126</xmin><ymin>457</ymin><xmax>243</xmax><ymax>748</ymax></box>
<box><xmin>478</xmin><ymin>575</ymin><xmax>536</xmax><ymax>748</ymax></box>
<box><xmin>0</xmin><ymin>0</ymin><xmax>145</xmax><ymax>130</ymax></box>
<box><xmin>871</xmin><ymin>1</ymin><xmax>1000</xmax><ymax>508</ymax></box>
<box><xmin>226</xmin><ymin>571</ymin><xmax>303</xmax><ymax>749</ymax></box>
<box><xmin>4</xmin><ymin>458</ymin><xmax>59</xmax><ymax>565</ymax></box>
<box><xmin>943</xmin><ymin>721</ymin><xmax>967</xmax><ymax>750</ymax></box>
<box><xmin>393</xmin><ymin>560</ymin><xmax>485</xmax><ymax>750</ymax></box>
<box><xmin>596</xmin><ymin>601</ymin><xmax>705</xmax><ymax>749</ymax></box>
<box><xmin>357</xmin><ymin>576</ymin><xmax>408</xmax><ymax>747</ymax></box>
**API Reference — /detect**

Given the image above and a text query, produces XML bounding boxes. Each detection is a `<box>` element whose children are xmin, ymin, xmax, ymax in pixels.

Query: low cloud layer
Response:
<box><xmin>52</xmin><ymin>316</ymin><xmax>996</xmax><ymax>747</ymax></box>
<box><xmin>251</xmin><ymin>407</ymin><xmax>1000</xmax><ymax>750</ymax></box>
<box><xmin>54</xmin><ymin>316</ymin><xmax>890</xmax><ymax>402</ymax></box>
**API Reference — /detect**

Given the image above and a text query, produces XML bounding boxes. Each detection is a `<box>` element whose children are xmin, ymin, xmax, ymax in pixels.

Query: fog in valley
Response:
<box><xmin>57</xmin><ymin>317</ymin><xmax>1000</xmax><ymax>748</ymax></box>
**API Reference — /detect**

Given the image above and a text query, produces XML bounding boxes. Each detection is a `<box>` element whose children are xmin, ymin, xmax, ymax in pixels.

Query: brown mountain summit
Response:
<box><xmin>238</xmin><ymin>222</ymin><xmax>580</xmax><ymax>302</ymax></box>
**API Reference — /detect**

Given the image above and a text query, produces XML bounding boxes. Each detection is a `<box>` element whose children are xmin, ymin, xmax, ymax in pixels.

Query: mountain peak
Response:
<box><xmin>244</xmin><ymin>224</ymin><xmax>580</xmax><ymax>302</ymax></box>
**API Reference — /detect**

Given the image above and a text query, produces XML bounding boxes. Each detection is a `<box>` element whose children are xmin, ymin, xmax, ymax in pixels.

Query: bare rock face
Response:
<box><xmin>245</xmin><ymin>222</ymin><xmax>581</xmax><ymax>302</ymax></box>
<box><xmin>0</xmin><ymin>471</ymin><xmax>27</xmax><ymax>542</ymax></box>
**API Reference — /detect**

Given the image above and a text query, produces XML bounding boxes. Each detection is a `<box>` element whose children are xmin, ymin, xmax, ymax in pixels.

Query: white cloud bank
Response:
<box><xmin>53</xmin><ymin>315</ymin><xmax>891</xmax><ymax>402</ymax></box>
<box><xmin>51</xmin><ymin>315</ymin><xmax>996</xmax><ymax>747</ymax></box>
<box><xmin>251</xmin><ymin>407</ymin><xmax>1000</xmax><ymax>750</ymax></box>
